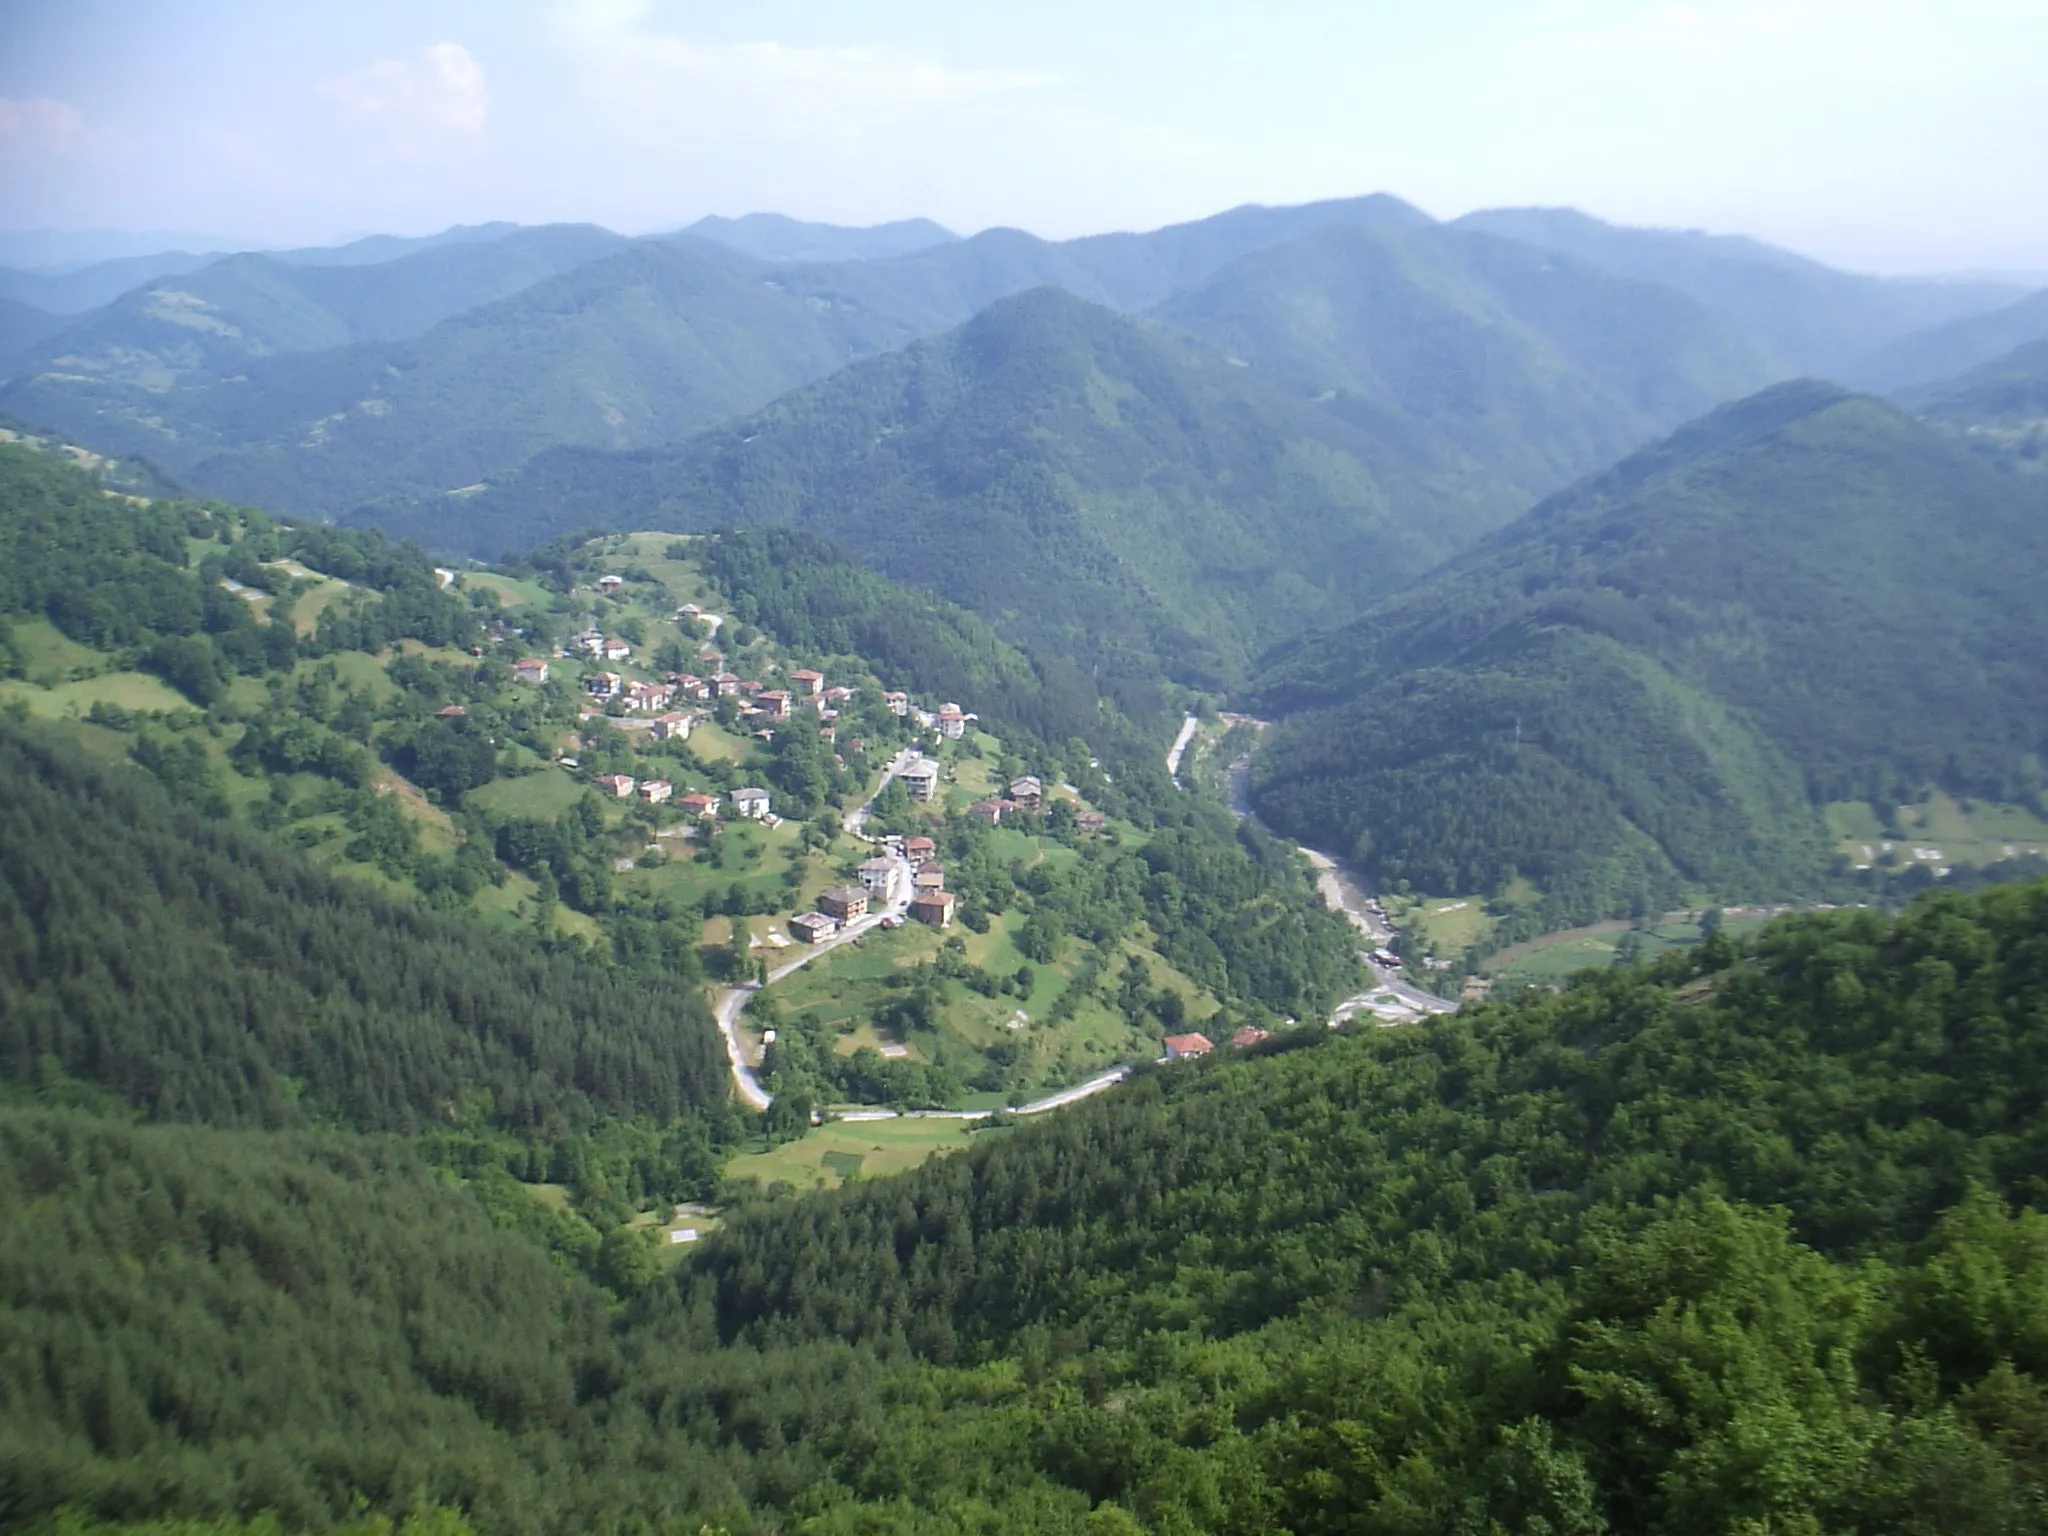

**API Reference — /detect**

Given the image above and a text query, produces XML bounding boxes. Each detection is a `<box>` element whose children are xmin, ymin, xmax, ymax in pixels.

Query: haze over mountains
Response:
<box><xmin>5</xmin><ymin>195</ymin><xmax>2037</xmax><ymax>538</ymax></box>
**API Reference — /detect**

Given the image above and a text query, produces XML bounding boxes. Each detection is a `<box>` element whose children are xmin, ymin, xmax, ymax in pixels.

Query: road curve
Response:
<box><xmin>1166</xmin><ymin>713</ymin><xmax>1199</xmax><ymax>780</ymax></box>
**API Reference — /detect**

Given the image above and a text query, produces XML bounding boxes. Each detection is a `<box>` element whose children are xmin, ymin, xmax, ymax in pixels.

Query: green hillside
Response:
<box><xmin>1250</xmin><ymin>382</ymin><xmax>2048</xmax><ymax>926</ymax></box>
<box><xmin>13</xmin><ymin>883</ymin><xmax>2048</xmax><ymax>1531</ymax></box>
<box><xmin>383</xmin><ymin>286</ymin><xmax>1531</xmax><ymax>704</ymax></box>
<box><xmin>1905</xmin><ymin>336</ymin><xmax>2048</xmax><ymax>475</ymax></box>
<box><xmin>4</xmin><ymin>225</ymin><xmax>625</xmax><ymax>383</ymax></box>
<box><xmin>4</xmin><ymin>238</ymin><xmax>933</xmax><ymax>516</ymax></box>
<box><xmin>1854</xmin><ymin>287</ymin><xmax>2048</xmax><ymax>392</ymax></box>
<box><xmin>1152</xmin><ymin>220</ymin><xmax>1776</xmax><ymax>492</ymax></box>
<box><xmin>0</xmin><ymin>720</ymin><xmax>730</xmax><ymax>1144</ymax></box>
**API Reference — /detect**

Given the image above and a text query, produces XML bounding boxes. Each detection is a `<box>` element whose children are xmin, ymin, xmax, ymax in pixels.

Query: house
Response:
<box><xmin>677</xmin><ymin>792</ymin><xmax>719</xmax><ymax>818</ymax></box>
<box><xmin>909</xmin><ymin>889</ymin><xmax>956</xmax><ymax>929</ymax></box>
<box><xmin>639</xmin><ymin>779</ymin><xmax>673</xmax><ymax>805</ymax></box>
<box><xmin>1164</xmin><ymin>1033</ymin><xmax>1214</xmax><ymax>1061</ymax></box>
<box><xmin>677</xmin><ymin>602</ymin><xmax>703</xmax><ymax>617</ymax></box>
<box><xmin>596</xmin><ymin>573</ymin><xmax>624</xmax><ymax>595</ymax></box>
<box><xmin>584</xmin><ymin>671</ymin><xmax>623</xmax><ymax>699</ymax></box>
<box><xmin>669</xmin><ymin>673</ymin><xmax>710</xmax><ymax>700</ymax></box>
<box><xmin>571</xmin><ymin>629</ymin><xmax>605</xmax><ymax>656</ymax></box>
<box><xmin>650</xmin><ymin>711</ymin><xmax>694</xmax><ymax>742</ymax></box>
<box><xmin>914</xmin><ymin>867</ymin><xmax>946</xmax><ymax>892</ymax></box>
<box><xmin>789</xmin><ymin>668</ymin><xmax>825</xmax><ymax>696</ymax></box>
<box><xmin>602</xmin><ymin>638</ymin><xmax>634</xmax><ymax>663</ymax></box>
<box><xmin>1007</xmin><ymin>776</ymin><xmax>1043</xmax><ymax>809</ymax></box>
<box><xmin>824</xmin><ymin>686</ymin><xmax>856</xmax><ymax>705</ymax></box>
<box><xmin>712</xmin><ymin>673</ymin><xmax>742</xmax><ymax>697</ymax></box>
<box><xmin>790</xmin><ymin>912</ymin><xmax>838</xmax><ymax>943</ymax></box>
<box><xmin>729</xmin><ymin>787</ymin><xmax>772</xmax><ymax>820</ymax></box>
<box><xmin>817</xmin><ymin>886</ymin><xmax>868</xmax><ymax>922</ymax></box>
<box><xmin>436</xmin><ymin>704</ymin><xmax>467</xmax><ymax>719</ymax></box>
<box><xmin>512</xmin><ymin>658</ymin><xmax>550</xmax><ymax>685</ymax></box>
<box><xmin>968</xmin><ymin>800</ymin><xmax>1006</xmax><ymax>825</ymax></box>
<box><xmin>626</xmin><ymin>681</ymin><xmax>673</xmax><ymax>712</ymax></box>
<box><xmin>898</xmin><ymin>758</ymin><xmax>940</xmax><ymax>801</ymax></box>
<box><xmin>1230</xmin><ymin>1025</ymin><xmax>1271</xmax><ymax>1048</ymax></box>
<box><xmin>884</xmin><ymin>691</ymin><xmax>910</xmax><ymax>717</ymax></box>
<box><xmin>1075</xmin><ymin>811</ymin><xmax>1107</xmax><ymax>833</ymax></box>
<box><xmin>858</xmin><ymin>857</ymin><xmax>901</xmax><ymax>900</ymax></box>
<box><xmin>903</xmin><ymin>835</ymin><xmax>937</xmax><ymax>865</ymax></box>
<box><xmin>936</xmin><ymin>703</ymin><xmax>967</xmax><ymax>740</ymax></box>
<box><xmin>737</xmin><ymin>679</ymin><xmax>764</xmax><ymax>698</ymax></box>
<box><xmin>594</xmin><ymin>773</ymin><xmax>637</xmax><ymax>799</ymax></box>
<box><xmin>756</xmin><ymin>689</ymin><xmax>793</xmax><ymax>720</ymax></box>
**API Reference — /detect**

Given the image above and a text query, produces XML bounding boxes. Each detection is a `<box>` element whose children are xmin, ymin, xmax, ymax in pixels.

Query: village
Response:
<box><xmin>480</xmin><ymin>540</ymin><xmax>1295</xmax><ymax>1142</ymax></box>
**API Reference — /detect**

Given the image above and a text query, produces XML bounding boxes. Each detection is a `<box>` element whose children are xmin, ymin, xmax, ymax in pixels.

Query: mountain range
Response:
<box><xmin>6</xmin><ymin>197</ymin><xmax>2036</xmax><ymax>537</ymax></box>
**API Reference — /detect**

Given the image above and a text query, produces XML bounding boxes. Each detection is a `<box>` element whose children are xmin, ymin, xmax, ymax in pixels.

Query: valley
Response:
<box><xmin>5</xmin><ymin>180</ymin><xmax>2048</xmax><ymax>1536</ymax></box>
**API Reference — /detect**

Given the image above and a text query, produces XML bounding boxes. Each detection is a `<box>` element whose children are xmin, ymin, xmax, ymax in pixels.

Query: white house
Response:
<box><xmin>730</xmin><ymin>787</ymin><xmax>772</xmax><ymax>820</ymax></box>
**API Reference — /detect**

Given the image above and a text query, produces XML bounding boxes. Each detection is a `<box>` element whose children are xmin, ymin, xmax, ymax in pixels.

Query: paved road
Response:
<box><xmin>1166</xmin><ymin>713</ymin><xmax>1200</xmax><ymax>781</ymax></box>
<box><xmin>1222</xmin><ymin>725</ymin><xmax>1455</xmax><ymax>1019</ymax></box>
<box><xmin>711</xmin><ymin>748</ymin><xmax>922</xmax><ymax>1111</ymax></box>
<box><xmin>836</xmin><ymin>1066</ymin><xmax>1134</xmax><ymax>1123</ymax></box>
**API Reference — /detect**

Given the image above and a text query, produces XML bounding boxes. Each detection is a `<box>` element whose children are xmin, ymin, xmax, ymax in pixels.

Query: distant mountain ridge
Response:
<box><xmin>1453</xmin><ymin>206</ymin><xmax>2023</xmax><ymax>376</ymax></box>
<box><xmin>681</xmin><ymin>212</ymin><xmax>958</xmax><ymax>263</ymax></box>
<box><xmin>5</xmin><ymin>193</ymin><xmax>2035</xmax><ymax>568</ymax></box>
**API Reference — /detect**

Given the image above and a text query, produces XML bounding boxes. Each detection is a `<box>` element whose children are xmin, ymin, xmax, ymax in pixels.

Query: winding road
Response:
<box><xmin>1218</xmin><ymin>722</ymin><xmax>1455</xmax><ymax>1021</ymax></box>
<box><xmin>710</xmin><ymin>751</ymin><xmax>1144</xmax><ymax>1120</ymax></box>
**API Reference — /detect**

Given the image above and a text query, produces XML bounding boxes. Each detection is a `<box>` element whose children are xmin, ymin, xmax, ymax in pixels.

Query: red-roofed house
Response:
<box><xmin>1163</xmin><ymin>1033</ymin><xmax>1214</xmax><ymax>1061</ymax></box>
<box><xmin>594</xmin><ymin>773</ymin><xmax>637</xmax><ymax>799</ymax></box>
<box><xmin>789</xmin><ymin>668</ymin><xmax>825</xmax><ymax>696</ymax></box>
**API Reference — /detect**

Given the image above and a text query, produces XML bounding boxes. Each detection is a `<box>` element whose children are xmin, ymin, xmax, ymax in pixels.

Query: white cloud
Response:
<box><xmin>0</xmin><ymin>96</ymin><xmax>124</xmax><ymax>160</ymax></box>
<box><xmin>318</xmin><ymin>42</ymin><xmax>489</xmax><ymax>156</ymax></box>
<box><xmin>551</xmin><ymin>0</ymin><xmax>1051</xmax><ymax>156</ymax></box>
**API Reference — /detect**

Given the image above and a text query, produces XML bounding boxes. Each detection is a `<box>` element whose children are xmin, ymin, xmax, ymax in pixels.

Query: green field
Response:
<box><xmin>1485</xmin><ymin>914</ymin><xmax>1774</xmax><ymax>988</ymax></box>
<box><xmin>723</xmin><ymin>1116</ymin><xmax>989</xmax><ymax>1193</ymax></box>
<box><xmin>0</xmin><ymin>670</ymin><xmax>193</xmax><ymax>718</ymax></box>
<box><xmin>468</xmin><ymin>767</ymin><xmax>590</xmax><ymax>819</ymax></box>
<box><xmin>1828</xmin><ymin>791</ymin><xmax>2048</xmax><ymax>871</ymax></box>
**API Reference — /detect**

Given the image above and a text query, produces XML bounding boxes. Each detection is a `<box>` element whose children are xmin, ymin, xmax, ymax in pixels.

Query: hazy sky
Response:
<box><xmin>2</xmin><ymin>0</ymin><xmax>2044</xmax><ymax>273</ymax></box>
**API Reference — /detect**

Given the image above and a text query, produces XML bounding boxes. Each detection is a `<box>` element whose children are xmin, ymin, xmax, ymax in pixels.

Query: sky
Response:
<box><xmin>1</xmin><ymin>0</ymin><xmax>2045</xmax><ymax>275</ymax></box>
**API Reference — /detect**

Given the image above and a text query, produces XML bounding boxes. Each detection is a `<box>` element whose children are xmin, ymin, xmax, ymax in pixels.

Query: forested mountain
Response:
<box><xmin>0</xmin><ymin>721</ymin><xmax>732</xmax><ymax>1145</ymax></box>
<box><xmin>5</xmin><ymin>224</ymin><xmax>627</xmax><ymax>380</ymax></box>
<box><xmin>758</xmin><ymin>193</ymin><xmax>1434</xmax><ymax>333</ymax></box>
<box><xmin>398</xmin><ymin>229</ymin><xmax>1810</xmax><ymax>699</ymax></box>
<box><xmin>0</xmin><ymin>297</ymin><xmax>62</xmax><ymax>371</ymax></box>
<box><xmin>14</xmin><ymin>883</ymin><xmax>2048</xmax><ymax>1531</ymax></box>
<box><xmin>11</xmin><ymin>193</ymin><xmax>2020</xmax><ymax>541</ymax></box>
<box><xmin>683</xmin><ymin>212</ymin><xmax>960</xmax><ymax>263</ymax></box>
<box><xmin>0</xmin><ymin>238</ymin><xmax>929</xmax><ymax>515</ymax></box>
<box><xmin>1453</xmin><ymin>205</ymin><xmax>2022</xmax><ymax>376</ymax></box>
<box><xmin>1903</xmin><ymin>336</ymin><xmax>2048</xmax><ymax>476</ymax></box>
<box><xmin>1152</xmin><ymin>220</ymin><xmax>1776</xmax><ymax>490</ymax></box>
<box><xmin>1250</xmin><ymin>381</ymin><xmax>2048</xmax><ymax>925</ymax></box>
<box><xmin>382</xmin><ymin>286</ymin><xmax>1502</xmax><ymax>700</ymax></box>
<box><xmin>1851</xmin><ymin>286</ymin><xmax>2048</xmax><ymax>391</ymax></box>
<box><xmin>0</xmin><ymin>249</ymin><xmax>225</xmax><ymax>314</ymax></box>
